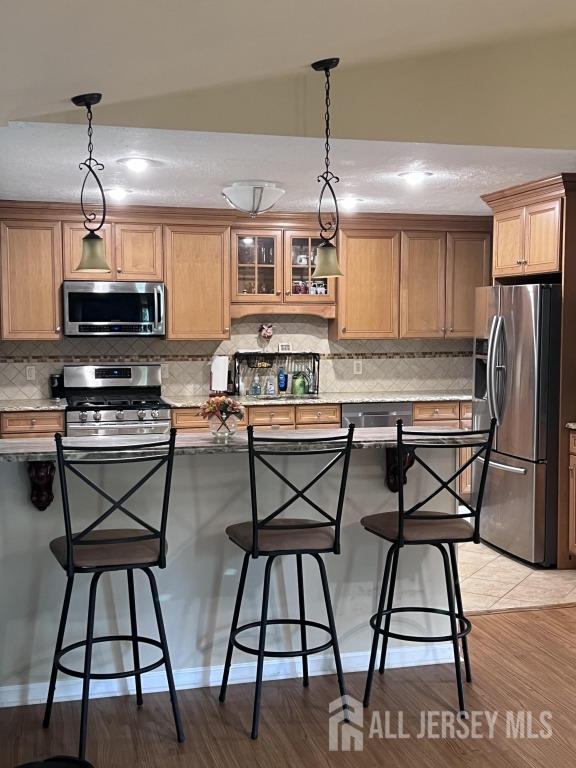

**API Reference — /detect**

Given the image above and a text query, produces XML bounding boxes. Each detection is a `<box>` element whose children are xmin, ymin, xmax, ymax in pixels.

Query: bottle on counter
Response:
<box><xmin>265</xmin><ymin>376</ymin><xmax>276</xmax><ymax>396</ymax></box>
<box><xmin>277</xmin><ymin>367</ymin><xmax>288</xmax><ymax>393</ymax></box>
<box><xmin>250</xmin><ymin>374</ymin><xmax>262</xmax><ymax>397</ymax></box>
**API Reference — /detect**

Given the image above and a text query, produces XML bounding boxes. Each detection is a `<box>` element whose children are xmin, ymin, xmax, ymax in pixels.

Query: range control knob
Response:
<box><xmin>151</xmin><ymin>409</ymin><xmax>159</xmax><ymax>420</ymax></box>
<box><xmin>93</xmin><ymin>411</ymin><xmax>102</xmax><ymax>422</ymax></box>
<box><xmin>79</xmin><ymin>411</ymin><xmax>88</xmax><ymax>423</ymax></box>
<box><xmin>116</xmin><ymin>410</ymin><xmax>124</xmax><ymax>421</ymax></box>
<box><xmin>137</xmin><ymin>409</ymin><xmax>146</xmax><ymax>421</ymax></box>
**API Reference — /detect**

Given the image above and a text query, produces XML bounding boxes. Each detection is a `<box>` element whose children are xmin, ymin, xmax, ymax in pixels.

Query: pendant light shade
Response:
<box><xmin>222</xmin><ymin>181</ymin><xmax>285</xmax><ymax>217</ymax></box>
<box><xmin>71</xmin><ymin>92</ymin><xmax>111</xmax><ymax>272</ymax></box>
<box><xmin>312</xmin><ymin>241</ymin><xmax>343</xmax><ymax>278</ymax></box>
<box><xmin>77</xmin><ymin>231</ymin><xmax>110</xmax><ymax>272</ymax></box>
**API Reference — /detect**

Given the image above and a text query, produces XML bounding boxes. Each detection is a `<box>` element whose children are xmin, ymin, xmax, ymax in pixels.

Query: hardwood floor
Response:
<box><xmin>3</xmin><ymin>606</ymin><xmax>576</xmax><ymax>767</ymax></box>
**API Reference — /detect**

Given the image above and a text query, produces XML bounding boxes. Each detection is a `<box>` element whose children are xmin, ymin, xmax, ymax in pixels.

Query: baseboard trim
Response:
<box><xmin>0</xmin><ymin>643</ymin><xmax>453</xmax><ymax>708</ymax></box>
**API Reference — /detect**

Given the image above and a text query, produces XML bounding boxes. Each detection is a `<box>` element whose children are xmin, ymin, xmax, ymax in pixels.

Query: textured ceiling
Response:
<box><xmin>2</xmin><ymin>0</ymin><xmax>576</xmax><ymax>124</ymax></box>
<box><xmin>1</xmin><ymin>122</ymin><xmax>575</xmax><ymax>215</ymax></box>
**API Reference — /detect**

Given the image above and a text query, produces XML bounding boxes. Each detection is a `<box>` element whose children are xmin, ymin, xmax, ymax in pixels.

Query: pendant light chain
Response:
<box><xmin>74</xmin><ymin>95</ymin><xmax>107</xmax><ymax>234</ymax></box>
<box><xmin>312</xmin><ymin>60</ymin><xmax>340</xmax><ymax>245</ymax></box>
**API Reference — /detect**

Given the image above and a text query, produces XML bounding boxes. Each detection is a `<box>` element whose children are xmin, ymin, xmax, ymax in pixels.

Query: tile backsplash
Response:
<box><xmin>0</xmin><ymin>316</ymin><xmax>472</xmax><ymax>400</ymax></box>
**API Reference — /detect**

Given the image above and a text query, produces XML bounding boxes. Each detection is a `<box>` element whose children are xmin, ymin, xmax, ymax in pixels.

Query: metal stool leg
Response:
<box><xmin>313</xmin><ymin>554</ymin><xmax>347</xmax><ymax>707</ymax></box>
<box><xmin>449</xmin><ymin>542</ymin><xmax>472</xmax><ymax>683</ymax></box>
<box><xmin>437</xmin><ymin>544</ymin><xmax>466</xmax><ymax>714</ymax></box>
<box><xmin>364</xmin><ymin>543</ymin><xmax>396</xmax><ymax>707</ymax></box>
<box><xmin>43</xmin><ymin>575</ymin><xmax>74</xmax><ymax>728</ymax></box>
<box><xmin>219</xmin><ymin>552</ymin><xmax>250</xmax><ymax>703</ymax></box>
<box><xmin>251</xmin><ymin>555</ymin><xmax>275</xmax><ymax>739</ymax></box>
<box><xmin>127</xmin><ymin>569</ymin><xmax>143</xmax><ymax>706</ymax></box>
<box><xmin>143</xmin><ymin>567</ymin><xmax>185</xmax><ymax>743</ymax></box>
<box><xmin>296</xmin><ymin>554</ymin><xmax>309</xmax><ymax>687</ymax></box>
<box><xmin>79</xmin><ymin>572</ymin><xmax>102</xmax><ymax>761</ymax></box>
<box><xmin>378</xmin><ymin>545</ymin><xmax>400</xmax><ymax>674</ymax></box>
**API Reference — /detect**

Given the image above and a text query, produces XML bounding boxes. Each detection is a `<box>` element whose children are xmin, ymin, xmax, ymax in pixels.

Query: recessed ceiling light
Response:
<box><xmin>398</xmin><ymin>171</ymin><xmax>434</xmax><ymax>185</ymax></box>
<box><xmin>106</xmin><ymin>187</ymin><xmax>131</xmax><ymax>201</ymax></box>
<box><xmin>340</xmin><ymin>197</ymin><xmax>364</xmax><ymax>211</ymax></box>
<box><xmin>117</xmin><ymin>157</ymin><xmax>157</xmax><ymax>173</ymax></box>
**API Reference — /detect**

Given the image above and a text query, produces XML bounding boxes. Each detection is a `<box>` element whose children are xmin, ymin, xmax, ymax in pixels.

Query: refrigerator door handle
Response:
<box><xmin>493</xmin><ymin>315</ymin><xmax>506</xmax><ymax>425</ymax></box>
<box><xmin>489</xmin><ymin>316</ymin><xmax>504</xmax><ymax>424</ymax></box>
<box><xmin>477</xmin><ymin>455</ymin><xmax>527</xmax><ymax>475</ymax></box>
<box><xmin>486</xmin><ymin>315</ymin><xmax>498</xmax><ymax>420</ymax></box>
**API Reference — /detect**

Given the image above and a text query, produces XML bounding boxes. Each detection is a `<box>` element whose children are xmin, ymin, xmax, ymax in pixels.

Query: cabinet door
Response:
<box><xmin>164</xmin><ymin>225</ymin><xmax>230</xmax><ymax>340</ymax></box>
<box><xmin>445</xmin><ymin>232</ymin><xmax>491</xmax><ymax>338</ymax></box>
<box><xmin>459</xmin><ymin>419</ymin><xmax>473</xmax><ymax>496</ymax></box>
<box><xmin>492</xmin><ymin>208</ymin><xmax>524</xmax><ymax>277</ymax></box>
<box><xmin>283</xmin><ymin>231</ymin><xmax>335</xmax><ymax>303</ymax></box>
<box><xmin>231</xmin><ymin>229</ymin><xmax>282</xmax><ymax>303</ymax></box>
<box><xmin>524</xmin><ymin>199</ymin><xmax>562</xmax><ymax>275</ymax></box>
<box><xmin>400</xmin><ymin>231</ymin><xmax>446</xmax><ymax>338</ymax></box>
<box><xmin>337</xmin><ymin>231</ymin><xmax>400</xmax><ymax>339</ymax></box>
<box><xmin>570</xmin><ymin>453</ymin><xmax>576</xmax><ymax>557</ymax></box>
<box><xmin>62</xmin><ymin>222</ymin><xmax>114</xmax><ymax>280</ymax></box>
<box><xmin>1</xmin><ymin>221</ymin><xmax>63</xmax><ymax>340</ymax></box>
<box><xmin>114</xmin><ymin>223</ymin><xmax>163</xmax><ymax>281</ymax></box>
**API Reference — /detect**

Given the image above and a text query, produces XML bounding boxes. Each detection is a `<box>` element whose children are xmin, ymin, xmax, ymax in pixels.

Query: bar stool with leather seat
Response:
<box><xmin>43</xmin><ymin>430</ymin><xmax>183</xmax><ymax>761</ymax></box>
<box><xmin>362</xmin><ymin>418</ymin><xmax>496</xmax><ymax>714</ymax></box>
<box><xmin>219</xmin><ymin>424</ymin><xmax>355</xmax><ymax>739</ymax></box>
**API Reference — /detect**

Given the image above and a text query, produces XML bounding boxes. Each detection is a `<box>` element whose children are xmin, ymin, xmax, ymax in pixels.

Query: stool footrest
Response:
<box><xmin>369</xmin><ymin>607</ymin><xmax>471</xmax><ymax>644</ymax></box>
<box><xmin>56</xmin><ymin>634</ymin><xmax>165</xmax><ymax>680</ymax></box>
<box><xmin>232</xmin><ymin>618</ymin><xmax>333</xmax><ymax>658</ymax></box>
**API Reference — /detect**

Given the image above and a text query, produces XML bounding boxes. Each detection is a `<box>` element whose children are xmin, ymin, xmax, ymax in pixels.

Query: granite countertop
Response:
<box><xmin>0</xmin><ymin>399</ymin><xmax>67</xmax><ymax>412</ymax></box>
<box><xmin>166</xmin><ymin>391</ymin><xmax>473</xmax><ymax>408</ymax></box>
<box><xmin>0</xmin><ymin>426</ymin><xmax>472</xmax><ymax>463</ymax></box>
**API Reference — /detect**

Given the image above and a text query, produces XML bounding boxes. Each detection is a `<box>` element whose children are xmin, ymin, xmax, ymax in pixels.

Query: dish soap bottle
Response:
<box><xmin>277</xmin><ymin>367</ymin><xmax>288</xmax><ymax>393</ymax></box>
<box><xmin>266</xmin><ymin>376</ymin><xmax>276</xmax><ymax>396</ymax></box>
<box><xmin>250</xmin><ymin>374</ymin><xmax>261</xmax><ymax>397</ymax></box>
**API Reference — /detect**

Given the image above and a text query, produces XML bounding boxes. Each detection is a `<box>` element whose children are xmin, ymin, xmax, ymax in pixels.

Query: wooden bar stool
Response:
<box><xmin>362</xmin><ymin>418</ymin><xmax>496</xmax><ymax>714</ymax></box>
<box><xmin>43</xmin><ymin>430</ymin><xmax>183</xmax><ymax>761</ymax></box>
<box><xmin>219</xmin><ymin>424</ymin><xmax>355</xmax><ymax>739</ymax></box>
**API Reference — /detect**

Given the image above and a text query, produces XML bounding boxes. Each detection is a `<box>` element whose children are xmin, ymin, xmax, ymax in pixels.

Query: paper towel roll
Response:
<box><xmin>210</xmin><ymin>355</ymin><xmax>230</xmax><ymax>393</ymax></box>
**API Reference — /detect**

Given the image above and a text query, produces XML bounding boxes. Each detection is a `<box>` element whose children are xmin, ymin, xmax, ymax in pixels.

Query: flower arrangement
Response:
<box><xmin>199</xmin><ymin>396</ymin><xmax>244</xmax><ymax>420</ymax></box>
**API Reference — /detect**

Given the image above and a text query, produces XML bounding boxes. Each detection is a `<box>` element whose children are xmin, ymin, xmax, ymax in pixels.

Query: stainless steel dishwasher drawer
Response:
<box><xmin>341</xmin><ymin>403</ymin><xmax>413</xmax><ymax>428</ymax></box>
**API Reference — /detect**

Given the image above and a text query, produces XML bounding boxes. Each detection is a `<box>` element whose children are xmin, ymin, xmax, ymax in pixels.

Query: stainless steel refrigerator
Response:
<box><xmin>472</xmin><ymin>284</ymin><xmax>561</xmax><ymax>566</ymax></box>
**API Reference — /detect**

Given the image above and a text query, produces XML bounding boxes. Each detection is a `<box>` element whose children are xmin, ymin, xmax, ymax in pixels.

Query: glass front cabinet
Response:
<box><xmin>231</xmin><ymin>229</ymin><xmax>283</xmax><ymax>303</ymax></box>
<box><xmin>231</xmin><ymin>229</ymin><xmax>335</xmax><ymax>306</ymax></box>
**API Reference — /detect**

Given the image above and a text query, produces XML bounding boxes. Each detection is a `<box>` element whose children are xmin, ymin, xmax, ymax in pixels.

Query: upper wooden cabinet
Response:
<box><xmin>445</xmin><ymin>232</ymin><xmax>491</xmax><ymax>337</ymax></box>
<box><xmin>334</xmin><ymin>231</ymin><xmax>400</xmax><ymax>339</ymax></box>
<box><xmin>283</xmin><ymin>232</ymin><xmax>335</xmax><ymax>304</ymax></box>
<box><xmin>63</xmin><ymin>221</ymin><xmax>163</xmax><ymax>281</ymax></box>
<box><xmin>114</xmin><ymin>223</ymin><xmax>163</xmax><ymax>281</ymax></box>
<box><xmin>1</xmin><ymin>220</ymin><xmax>63</xmax><ymax>340</ymax></box>
<box><xmin>483</xmin><ymin>179</ymin><xmax>565</xmax><ymax>278</ymax></box>
<box><xmin>163</xmin><ymin>225</ymin><xmax>230</xmax><ymax>340</ymax></box>
<box><xmin>63</xmin><ymin>222</ymin><xmax>114</xmax><ymax>280</ymax></box>
<box><xmin>400</xmin><ymin>231</ymin><xmax>447</xmax><ymax>338</ymax></box>
<box><xmin>493</xmin><ymin>209</ymin><xmax>524</xmax><ymax>277</ymax></box>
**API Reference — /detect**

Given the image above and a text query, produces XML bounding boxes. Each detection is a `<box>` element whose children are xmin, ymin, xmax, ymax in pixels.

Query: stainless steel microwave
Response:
<box><xmin>63</xmin><ymin>281</ymin><xmax>165</xmax><ymax>336</ymax></box>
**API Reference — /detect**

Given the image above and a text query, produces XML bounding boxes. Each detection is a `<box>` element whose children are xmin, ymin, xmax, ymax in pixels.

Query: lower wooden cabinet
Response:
<box><xmin>0</xmin><ymin>411</ymin><xmax>65</xmax><ymax>437</ymax></box>
<box><xmin>249</xmin><ymin>406</ymin><xmax>295</xmax><ymax>428</ymax></box>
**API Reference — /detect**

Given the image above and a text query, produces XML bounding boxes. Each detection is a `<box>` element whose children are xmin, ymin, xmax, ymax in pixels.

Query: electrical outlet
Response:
<box><xmin>25</xmin><ymin>365</ymin><xmax>36</xmax><ymax>382</ymax></box>
<box><xmin>353</xmin><ymin>360</ymin><xmax>363</xmax><ymax>375</ymax></box>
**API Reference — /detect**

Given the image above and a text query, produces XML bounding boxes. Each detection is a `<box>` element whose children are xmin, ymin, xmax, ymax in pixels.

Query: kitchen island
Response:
<box><xmin>0</xmin><ymin>427</ymin><xmax>469</xmax><ymax>707</ymax></box>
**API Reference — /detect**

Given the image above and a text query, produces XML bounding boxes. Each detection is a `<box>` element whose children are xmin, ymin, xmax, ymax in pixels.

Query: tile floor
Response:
<box><xmin>459</xmin><ymin>542</ymin><xmax>576</xmax><ymax>613</ymax></box>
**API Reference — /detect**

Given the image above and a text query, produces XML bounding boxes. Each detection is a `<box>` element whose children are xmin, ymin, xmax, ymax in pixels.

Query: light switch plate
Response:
<box><xmin>25</xmin><ymin>365</ymin><xmax>36</xmax><ymax>382</ymax></box>
<box><xmin>353</xmin><ymin>360</ymin><xmax>363</xmax><ymax>375</ymax></box>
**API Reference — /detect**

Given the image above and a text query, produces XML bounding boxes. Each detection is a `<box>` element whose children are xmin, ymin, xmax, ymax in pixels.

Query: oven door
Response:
<box><xmin>66</xmin><ymin>422</ymin><xmax>171</xmax><ymax>437</ymax></box>
<box><xmin>64</xmin><ymin>281</ymin><xmax>164</xmax><ymax>336</ymax></box>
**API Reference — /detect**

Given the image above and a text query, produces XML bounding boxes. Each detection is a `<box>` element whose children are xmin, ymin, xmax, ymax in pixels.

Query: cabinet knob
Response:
<box><xmin>32</xmin><ymin>419</ymin><xmax>37</xmax><ymax>426</ymax></box>
<box><xmin>522</xmin><ymin>259</ymin><xmax>528</xmax><ymax>264</ymax></box>
<box><xmin>55</xmin><ymin>326</ymin><xmax>61</xmax><ymax>332</ymax></box>
<box><xmin>276</xmin><ymin>290</ymin><xmax>281</xmax><ymax>296</ymax></box>
<box><xmin>342</xmin><ymin>327</ymin><xmax>346</xmax><ymax>333</ymax></box>
<box><xmin>434</xmin><ymin>408</ymin><xmax>439</xmax><ymax>414</ymax></box>
<box><xmin>224</xmin><ymin>326</ymin><xmax>230</xmax><ymax>332</ymax></box>
<box><xmin>117</xmin><ymin>267</ymin><xmax>123</xmax><ymax>273</ymax></box>
<box><xmin>285</xmin><ymin>290</ymin><xmax>290</xmax><ymax>296</ymax></box>
<box><xmin>441</xmin><ymin>327</ymin><xmax>446</xmax><ymax>333</ymax></box>
<box><xmin>516</xmin><ymin>259</ymin><xmax>522</xmax><ymax>265</ymax></box>
<box><xmin>448</xmin><ymin>327</ymin><xmax>453</xmax><ymax>332</ymax></box>
<box><xmin>317</xmin><ymin>411</ymin><xmax>322</xmax><ymax>418</ymax></box>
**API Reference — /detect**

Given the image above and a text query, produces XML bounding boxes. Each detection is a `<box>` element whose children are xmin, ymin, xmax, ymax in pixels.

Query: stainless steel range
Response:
<box><xmin>64</xmin><ymin>364</ymin><xmax>171</xmax><ymax>436</ymax></box>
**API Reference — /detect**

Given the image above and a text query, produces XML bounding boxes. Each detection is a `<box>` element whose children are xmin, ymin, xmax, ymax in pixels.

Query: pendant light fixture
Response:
<box><xmin>311</xmin><ymin>58</ymin><xmax>343</xmax><ymax>278</ymax></box>
<box><xmin>222</xmin><ymin>181</ymin><xmax>285</xmax><ymax>217</ymax></box>
<box><xmin>71</xmin><ymin>93</ymin><xmax>110</xmax><ymax>272</ymax></box>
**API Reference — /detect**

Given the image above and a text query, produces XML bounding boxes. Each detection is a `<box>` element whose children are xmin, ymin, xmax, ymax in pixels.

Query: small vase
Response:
<box><xmin>208</xmin><ymin>414</ymin><xmax>238</xmax><ymax>442</ymax></box>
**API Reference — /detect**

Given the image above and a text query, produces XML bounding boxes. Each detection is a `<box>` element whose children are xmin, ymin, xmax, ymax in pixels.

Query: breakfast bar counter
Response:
<box><xmin>0</xmin><ymin>426</ymin><xmax>464</xmax><ymax>707</ymax></box>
